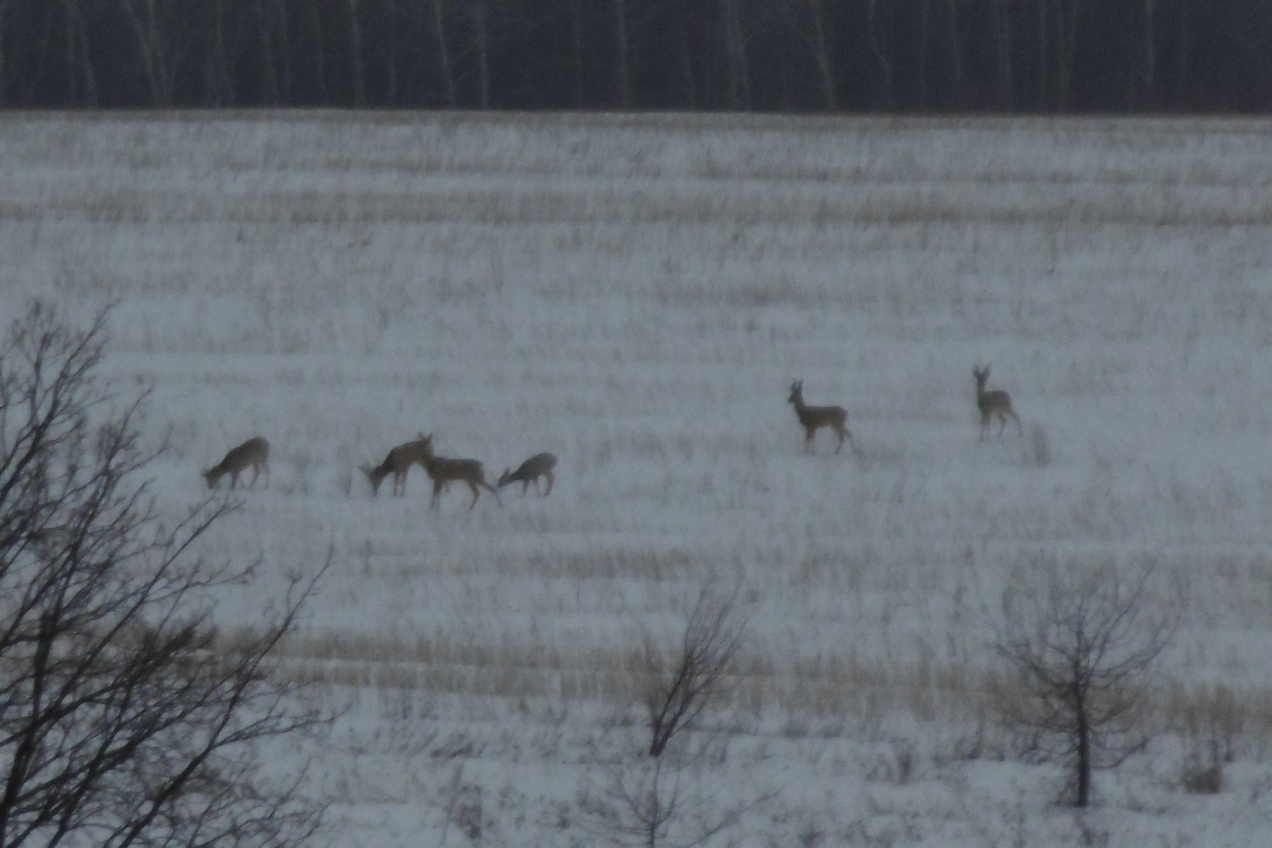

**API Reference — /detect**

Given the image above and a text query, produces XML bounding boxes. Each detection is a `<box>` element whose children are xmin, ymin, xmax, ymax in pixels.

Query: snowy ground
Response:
<box><xmin>2</xmin><ymin>111</ymin><xmax>1271</xmax><ymax>845</ymax></box>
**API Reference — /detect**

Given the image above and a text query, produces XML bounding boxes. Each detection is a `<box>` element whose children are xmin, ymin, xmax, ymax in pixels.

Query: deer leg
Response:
<box><xmin>431</xmin><ymin>480</ymin><xmax>443</xmax><ymax>509</ymax></box>
<box><xmin>543</xmin><ymin>472</ymin><xmax>553</xmax><ymax>496</ymax></box>
<box><xmin>842</xmin><ymin>426</ymin><xmax>855</xmax><ymax>453</ymax></box>
<box><xmin>483</xmin><ymin>482</ymin><xmax>503</xmax><ymax>507</ymax></box>
<box><xmin>466</xmin><ymin>481</ymin><xmax>481</xmax><ymax>509</ymax></box>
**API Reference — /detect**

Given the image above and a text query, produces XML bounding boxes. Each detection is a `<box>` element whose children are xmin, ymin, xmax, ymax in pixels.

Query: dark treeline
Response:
<box><xmin>1</xmin><ymin>0</ymin><xmax>1269</xmax><ymax>112</ymax></box>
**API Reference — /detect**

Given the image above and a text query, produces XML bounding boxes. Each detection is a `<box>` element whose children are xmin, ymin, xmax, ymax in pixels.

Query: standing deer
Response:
<box><xmin>973</xmin><ymin>365</ymin><xmax>1022</xmax><ymax>439</ymax></box>
<box><xmin>418</xmin><ymin>434</ymin><xmax>502</xmax><ymax>510</ymax></box>
<box><xmin>787</xmin><ymin>380</ymin><xmax>854</xmax><ymax>454</ymax></box>
<box><xmin>203</xmin><ymin>437</ymin><xmax>270</xmax><ymax>490</ymax></box>
<box><xmin>498</xmin><ymin>452</ymin><xmax>557</xmax><ymax>496</ymax></box>
<box><xmin>361</xmin><ymin>435</ymin><xmax>432</xmax><ymax>496</ymax></box>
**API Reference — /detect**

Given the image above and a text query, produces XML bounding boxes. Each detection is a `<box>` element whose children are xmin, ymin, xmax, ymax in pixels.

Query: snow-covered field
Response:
<box><xmin>2</xmin><ymin>111</ymin><xmax>1271</xmax><ymax>846</ymax></box>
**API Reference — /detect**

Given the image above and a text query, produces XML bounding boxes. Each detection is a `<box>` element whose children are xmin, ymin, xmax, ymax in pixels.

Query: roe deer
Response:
<box><xmin>498</xmin><ymin>452</ymin><xmax>557</xmax><ymax>496</ymax></box>
<box><xmin>787</xmin><ymin>380</ymin><xmax>854</xmax><ymax>454</ymax></box>
<box><xmin>418</xmin><ymin>434</ymin><xmax>502</xmax><ymax>510</ymax></box>
<box><xmin>361</xmin><ymin>435</ymin><xmax>432</xmax><ymax>496</ymax></box>
<box><xmin>203</xmin><ymin>437</ymin><xmax>270</xmax><ymax>490</ymax></box>
<box><xmin>973</xmin><ymin>365</ymin><xmax>1022</xmax><ymax>439</ymax></box>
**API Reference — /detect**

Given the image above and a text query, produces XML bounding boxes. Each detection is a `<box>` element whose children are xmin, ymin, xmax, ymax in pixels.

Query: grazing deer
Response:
<box><xmin>203</xmin><ymin>437</ymin><xmax>270</xmax><ymax>490</ymax></box>
<box><xmin>361</xmin><ymin>435</ymin><xmax>432</xmax><ymax>496</ymax></box>
<box><xmin>973</xmin><ymin>365</ymin><xmax>1022</xmax><ymax>439</ymax></box>
<box><xmin>787</xmin><ymin>380</ymin><xmax>854</xmax><ymax>454</ymax></box>
<box><xmin>498</xmin><ymin>452</ymin><xmax>557</xmax><ymax>496</ymax></box>
<box><xmin>418</xmin><ymin>434</ymin><xmax>502</xmax><ymax>510</ymax></box>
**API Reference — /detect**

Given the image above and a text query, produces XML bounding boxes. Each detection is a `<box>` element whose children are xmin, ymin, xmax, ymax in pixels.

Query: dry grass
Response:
<box><xmin>240</xmin><ymin>627</ymin><xmax>1272</xmax><ymax>746</ymax></box>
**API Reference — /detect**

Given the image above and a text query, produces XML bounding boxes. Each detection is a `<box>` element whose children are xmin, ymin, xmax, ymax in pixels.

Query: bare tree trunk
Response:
<box><xmin>206</xmin><ymin>0</ymin><xmax>234</xmax><ymax>106</ymax></box>
<box><xmin>721</xmin><ymin>0</ymin><xmax>749</xmax><ymax>108</ymax></box>
<box><xmin>1037</xmin><ymin>0</ymin><xmax>1048</xmax><ymax>109</ymax></box>
<box><xmin>867</xmin><ymin>0</ymin><xmax>894</xmax><ymax>108</ymax></box>
<box><xmin>0</xmin><ymin>0</ymin><xmax>8</xmax><ymax>107</ymax></box>
<box><xmin>118</xmin><ymin>0</ymin><xmax>175</xmax><ymax>107</ymax></box>
<box><xmin>916</xmin><ymin>0</ymin><xmax>931</xmax><ymax>108</ymax></box>
<box><xmin>1054</xmin><ymin>0</ymin><xmax>1082</xmax><ymax>109</ymax></box>
<box><xmin>1173</xmin><ymin>0</ymin><xmax>1191</xmax><ymax>106</ymax></box>
<box><xmin>471</xmin><ymin>0</ymin><xmax>490</xmax><ymax>108</ymax></box>
<box><xmin>61</xmin><ymin>0</ymin><xmax>98</xmax><ymax>105</ymax></box>
<box><xmin>613</xmin><ymin>0</ymin><xmax>630</xmax><ymax>107</ymax></box>
<box><xmin>346</xmin><ymin>0</ymin><xmax>365</xmax><ymax>106</ymax></box>
<box><xmin>267</xmin><ymin>0</ymin><xmax>294</xmax><ymax>103</ymax></box>
<box><xmin>807</xmin><ymin>0</ymin><xmax>837</xmax><ymax>110</ymax></box>
<box><xmin>23</xmin><ymin>2</ymin><xmax>57</xmax><ymax>107</ymax></box>
<box><xmin>991</xmin><ymin>0</ymin><xmax>1013</xmax><ymax>109</ymax></box>
<box><xmin>1075</xmin><ymin>683</ymin><xmax>1092</xmax><ymax>807</ymax></box>
<box><xmin>568</xmin><ymin>0</ymin><xmax>585</xmax><ymax>105</ymax></box>
<box><xmin>431</xmin><ymin>0</ymin><xmax>456</xmax><ymax>106</ymax></box>
<box><xmin>1139</xmin><ymin>0</ymin><xmax>1156</xmax><ymax>107</ymax></box>
<box><xmin>302</xmin><ymin>0</ymin><xmax>328</xmax><ymax>104</ymax></box>
<box><xmin>944</xmin><ymin>0</ymin><xmax>965</xmax><ymax>108</ymax></box>
<box><xmin>254</xmin><ymin>0</ymin><xmax>280</xmax><ymax>105</ymax></box>
<box><xmin>678</xmin><ymin>22</ymin><xmax>697</xmax><ymax>107</ymax></box>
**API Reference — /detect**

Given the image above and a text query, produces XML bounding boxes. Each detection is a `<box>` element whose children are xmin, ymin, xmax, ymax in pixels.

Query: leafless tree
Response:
<box><xmin>942</xmin><ymin>0</ymin><xmax>967</xmax><ymax>108</ymax></box>
<box><xmin>0</xmin><ymin>301</ymin><xmax>326</xmax><ymax>848</ymax></box>
<box><xmin>989</xmin><ymin>0</ymin><xmax>1013</xmax><ymax>109</ymax></box>
<box><xmin>430</xmin><ymin>0</ymin><xmax>457</xmax><ymax>106</ymax></box>
<box><xmin>1052</xmin><ymin>0</ymin><xmax>1084</xmax><ymax>109</ymax></box>
<box><xmin>613</xmin><ymin>0</ymin><xmax>632</xmax><ymax>108</ymax></box>
<box><xmin>345</xmin><ymin>0</ymin><xmax>366</xmax><ymax>106</ymax></box>
<box><xmin>866</xmin><ymin>0</ymin><xmax>895</xmax><ymax>108</ymax></box>
<box><xmin>579</xmin><ymin>756</ymin><xmax>756</xmax><ymax>848</ymax></box>
<box><xmin>779</xmin><ymin>0</ymin><xmax>837</xmax><ymax>111</ymax></box>
<box><xmin>117</xmin><ymin>0</ymin><xmax>182</xmax><ymax>106</ymax></box>
<box><xmin>644</xmin><ymin>582</ymin><xmax>745</xmax><ymax>758</ymax></box>
<box><xmin>991</xmin><ymin>554</ymin><xmax>1177</xmax><ymax>807</ymax></box>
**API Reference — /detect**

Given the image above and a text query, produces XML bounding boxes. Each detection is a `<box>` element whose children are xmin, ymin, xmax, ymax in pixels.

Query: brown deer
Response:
<box><xmin>203</xmin><ymin>437</ymin><xmax>270</xmax><ymax>489</ymax></box>
<box><xmin>498</xmin><ymin>452</ymin><xmax>557</xmax><ymax>496</ymax></box>
<box><xmin>973</xmin><ymin>365</ymin><xmax>1022</xmax><ymax>439</ymax></box>
<box><xmin>361</xmin><ymin>435</ymin><xmax>432</xmax><ymax>496</ymax></box>
<box><xmin>787</xmin><ymin>380</ymin><xmax>854</xmax><ymax>454</ymax></box>
<box><xmin>418</xmin><ymin>434</ymin><xmax>502</xmax><ymax>510</ymax></box>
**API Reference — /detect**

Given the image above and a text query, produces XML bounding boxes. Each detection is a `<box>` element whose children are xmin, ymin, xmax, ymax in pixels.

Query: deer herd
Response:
<box><xmin>202</xmin><ymin>366</ymin><xmax>1019</xmax><ymax>502</ymax></box>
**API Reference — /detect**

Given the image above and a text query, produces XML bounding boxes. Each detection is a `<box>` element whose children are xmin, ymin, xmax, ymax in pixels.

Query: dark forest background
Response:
<box><xmin>0</xmin><ymin>0</ymin><xmax>1268</xmax><ymax>112</ymax></box>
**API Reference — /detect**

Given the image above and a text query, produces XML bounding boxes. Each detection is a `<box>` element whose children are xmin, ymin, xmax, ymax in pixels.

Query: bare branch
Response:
<box><xmin>0</xmin><ymin>300</ymin><xmax>326</xmax><ymax>848</ymax></box>
<box><xmin>991</xmin><ymin>553</ymin><xmax>1176</xmax><ymax>807</ymax></box>
<box><xmin>644</xmin><ymin>581</ymin><xmax>746</xmax><ymax>759</ymax></box>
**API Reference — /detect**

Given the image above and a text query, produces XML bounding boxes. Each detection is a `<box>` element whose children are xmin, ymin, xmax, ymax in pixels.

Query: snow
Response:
<box><xmin>2</xmin><ymin>111</ymin><xmax>1271</xmax><ymax>845</ymax></box>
